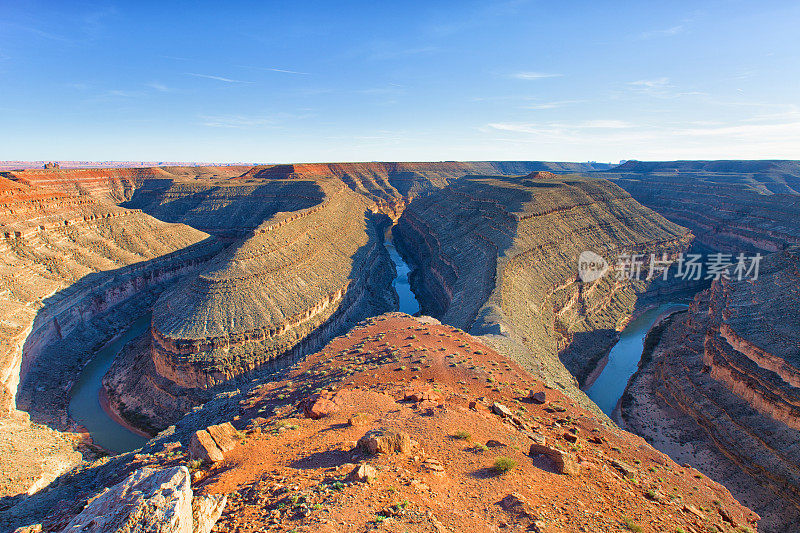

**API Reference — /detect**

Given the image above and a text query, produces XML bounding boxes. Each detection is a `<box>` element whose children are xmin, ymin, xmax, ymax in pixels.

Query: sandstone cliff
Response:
<box><xmin>394</xmin><ymin>173</ymin><xmax>692</xmax><ymax>404</ymax></box>
<box><xmin>622</xmin><ymin>247</ymin><xmax>800</xmax><ymax>532</ymax></box>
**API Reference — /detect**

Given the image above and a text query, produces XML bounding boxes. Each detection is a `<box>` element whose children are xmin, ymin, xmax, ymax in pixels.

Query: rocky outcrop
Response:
<box><xmin>56</xmin><ymin>466</ymin><xmax>224</xmax><ymax>533</ymax></box>
<box><xmin>622</xmin><ymin>247</ymin><xmax>800</xmax><ymax>532</ymax></box>
<box><xmin>121</xmin><ymin>314</ymin><xmax>761</xmax><ymax>532</ymax></box>
<box><xmin>395</xmin><ymin>174</ymin><xmax>692</xmax><ymax>402</ymax></box>
<box><xmin>147</xmin><ymin>182</ymin><xmax>394</xmax><ymax>388</ymax></box>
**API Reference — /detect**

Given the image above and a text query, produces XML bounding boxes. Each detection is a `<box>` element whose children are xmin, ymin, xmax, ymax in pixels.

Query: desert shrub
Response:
<box><xmin>493</xmin><ymin>456</ymin><xmax>517</xmax><ymax>474</ymax></box>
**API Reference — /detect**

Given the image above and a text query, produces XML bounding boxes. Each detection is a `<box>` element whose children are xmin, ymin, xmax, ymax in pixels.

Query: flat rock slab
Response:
<box><xmin>206</xmin><ymin>422</ymin><xmax>238</xmax><ymax>453</ymax></box>
<box><xmin>190</xmin><ymin>429</ymin><xmax>225</xmax><ymax>463</ymax></box>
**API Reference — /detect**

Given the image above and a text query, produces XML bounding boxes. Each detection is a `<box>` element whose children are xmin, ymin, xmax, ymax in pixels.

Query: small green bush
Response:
<box><xmin>493</xmin><ymin>456</ymin><xmax>517</xmax><ymax>474</ymax></box>
<box><xmin>622</xmin><ymin>517</ymin><xmax>643</xmax><ymax>532</ymax></box>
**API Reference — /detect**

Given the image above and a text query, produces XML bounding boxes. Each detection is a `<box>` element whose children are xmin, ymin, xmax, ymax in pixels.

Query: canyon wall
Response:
<box><xmin>603</xmin><ymin>160</ymin><xmax>800</xmax><ymax>253</ymax></box>
<box><xmin>0</xmin><ymin>176</ymin><xmax>220</xmax><ymax>497</ymax></box>
<box><xmin>101</xmin><ymin>179</ymin><xmax>398</xmax><ymax>431</ymax></box>
<box><xmin>621</xmin><ymin>247</ymin><xmax>800</xmax><ymax>532</ymax></box>
<box><xmin>394</xmin><ymin>173</ymin><xmax>693</xmax><ymax>408</ymax></box>
<box><xmin>0</xmin><ymin>177</ymin><xmax>215</xmax><ymax>416</ymax></box>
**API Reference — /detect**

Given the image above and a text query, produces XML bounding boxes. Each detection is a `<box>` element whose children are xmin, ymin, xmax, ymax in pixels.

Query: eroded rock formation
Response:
<box><xmin>394</xmin><ymin>173</ymin><xmax>692</xmax><ymax>404</ymax></box>
<box><xmin>101</xmin><ymin>179</ymin><xmax>398</xmax><ymax>431</ymax></box>
<box><xmin>622</xmin><ymin>247</ymin><xmax>800</xmax><ymax>532</ymax></box>
<box><xmin>603</xmin><ymin>160</ymin><xmax>800</xmax><ymax>253</ymax></box>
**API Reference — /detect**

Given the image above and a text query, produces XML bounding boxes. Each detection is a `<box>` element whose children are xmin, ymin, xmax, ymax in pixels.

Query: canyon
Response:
<box><xmin>621</xmin><ymin>246</ymin><xmax>800</xmax><ymax>532</ymax></box>
<box><xmin>1</xmin><ymin>159</ymin><xmax>798</xmax><ymax>532</ymax></box>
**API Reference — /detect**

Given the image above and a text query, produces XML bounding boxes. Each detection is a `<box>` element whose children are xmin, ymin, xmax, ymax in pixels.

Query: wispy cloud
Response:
<box><xmin>357</xmin><ymin>84</ymin><xmax>405</xmax><ymax>95</ymax></box>
<box><xmin>186</xmin><ymin>73</ymin><xmax>252</xmax><ymax>84</ymax></box>
<box><xmin>238</xmin><ymin>65</ymin><xmax>311</xmax><ymax>75</ymax></box>
<box><xmin>106</xmin><ymin>90</ymin><xmax>140</xmax><ymax>98</ymax></box>
<box><xmin>626</xmin><ymin>77</ymin><xmax>706</xmax><ymax>99</ymax></box>
<box><xmin>638</xmin><ymin>25</ymin><xmax>684</xmax><ymax>39</ymax></box>
<box><xmin>2</xmin><ymin>23</ymin><xmax>73</xmax><ymax>43</ymax></box>
<box><xmin>147</xmin><ymin>82</ymin><xmax>172</xmax><ymax>92</ymax></box>
<box><xmin>200</xmin><ymin>115</ymin><xmax>276</xmax><ymax>128</ymax></box>
<box><xmin>488</xmin><ymin>120</ymin><xmax>634</xmax><ymax>135</ymax></box>
<box><xmin>483</xmin><ymin>113</ymin><xmax>800</xmax><ymax>159</ymax></box>
<box><xmin>512</xmin><ymin>71</ymin><xmax>562</xmax><ymax>80</ymax></box>
<box><xmin>368</xmin><ymin>45</ymin><xmax>439</xmax><ymax>60</ymax></box>
<box><xmin>629</xmin><ymin>77</ymin><xmax>672</xmax><ymax>90</ymax></box>
<box><xmin>523</xmin><ymin>100</ymin><xmax>584</xmax><ymax>110</ymax></box>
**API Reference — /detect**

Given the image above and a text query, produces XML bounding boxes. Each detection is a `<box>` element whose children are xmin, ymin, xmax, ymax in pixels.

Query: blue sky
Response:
<box><xmin>1</xmin><ymin>1</ymin><xmax>799</xmax><ymax>162</ymax></box>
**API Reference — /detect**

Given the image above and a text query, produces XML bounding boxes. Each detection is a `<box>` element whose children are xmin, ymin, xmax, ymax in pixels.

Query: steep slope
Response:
<box><xmin>603</xmin><ymin>161</ymin><xmax>800</xmax><ymax>252</ymax></box>
<box><xmin>622</xmin><ymin>247</ymin><xmax>800</xmax><ymax>532</ymax></box>
<box><xmin>3</xmin><ymin>314</ymin><xmax>759</xmax><ymax>533</ymax></box>
<box><xmin>0</xmin><ymin>177</ymin><xmax>219</xmax><ymax>497</ymax></box>
<box><xmin>395</xmin><ymin>173</ymin><xmax>692</xmax><ymax>402</ymax></box>
<box><xmin>102</xmin><ymin>179</ymin><xmax>398</xmax><ymax>432</ymax></box>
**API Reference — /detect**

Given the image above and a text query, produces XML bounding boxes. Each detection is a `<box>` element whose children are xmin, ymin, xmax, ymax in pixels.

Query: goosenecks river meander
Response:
<box><xmin>385</xmin><ymin>228</ymin><xmax>421</xmax><ymax>316</ymax></box>
<box><xmin>68</xmin><ymin>230</ymin><xmax>422</xmax><ymax>453</ymax></box>
<box><xmin>586</xmin><ymin>302</ymin><xmax>689</xmax><ymax>417</ymax></box>
<box><xmin>68</xmin><ymin>314</ymin><xmax>150</xmax><ymax>453</ymax></box>
<box><xmin>68</xmin><ymin>229</ymin><xmax>675</xmax><ymax>453</ymax></box>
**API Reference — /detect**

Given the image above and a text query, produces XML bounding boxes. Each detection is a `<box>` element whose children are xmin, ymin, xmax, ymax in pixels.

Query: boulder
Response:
<box><xmin>611</xmin><ymin>459</ymin><xmax>635</xmax><ymax>478</ymax></box>
<box><xmin>529</xmin><ymin>443</ymin><xmax>579</xmax><ymax>476</ymax></box>
<box><xmin>422</xmin><ymin>458</ymin><xmax>445</xmax><ymax>474</ymax></box>
<box><xmin>205</xmin><ymin>422</ymin><xmax>238</xmax><ymax>453</ymax></box>
<box><xmin>58</xmin><ymin>466</ymin><xmax>193</xmax><ymax>533</ymax></box>
<box><xmin>302</xmin><ymin>392</ymin><xmax>339</xmax><ymax>419</ymax></box>
<box><xmin>498</xmin><ymin>492</ymin><xmax>533</xmax><ymax>517</ymax></box>
<box><xmin>404</xmin><ymin>388</ymin><xmax>441</xmax><ymax>403</ymax></box>
<box><xmin>529</xmin><ymin>391</ymin><xmax>547</xmax><ymax>404</ymax></box>
<box><xmin>358</xmin><ymin>429</ymin><xmax>413</xmax><ymax>455</ymax></box>
<box><xmin>347</xmin><ymin>463</ymin><xmax>377</xmax><ymax>482</ymax></box>
<box><xmin>190</xmin><ymin>430</ymin><xmax>224</xmax><ymax>463</ymax></box>
<box><xmin>491</xmin><ymin>402</ymin><xmax>513</xmax><ymax>418</ymax></box>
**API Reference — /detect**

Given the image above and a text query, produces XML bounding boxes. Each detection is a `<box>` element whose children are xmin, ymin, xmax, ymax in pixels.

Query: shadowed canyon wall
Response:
<box><xmin>394</xmin><ymin>173</ymin><xmax>693</xmax><ymax>410</ymax></box>
<box><xmin>622</xmin><ymin>247</ymin><xmax>800</xmax><ymax>532</ymax></box>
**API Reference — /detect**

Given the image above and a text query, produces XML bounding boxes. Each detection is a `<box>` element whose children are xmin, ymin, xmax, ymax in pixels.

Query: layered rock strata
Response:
<box><xmin>150</xmin><ymin>181</ymin><xmax>395</xmax><ymax>386</ymax></box>
<box><xmin>603</xmin><ymin>160</ymin><xmax>800</xmax><ymax>253</ymax></box>
<box><xmin>395</xmin><ymin>173</ymin><xmax>693</xmax><ymax>399</ymax></box>
<box><xmin>102</xmin><ymin>180</ymin><xmax>398</xmax><ymax>430</ymax></box>
<box><xmin>0</xmin><ymin>176</ymin><xmax>218</xmax><ymax>496</ymax></box>
<box><xmin>622</xmin><ymin>247</ymin><xmax>800</xmax><ymax>532</ymax></box>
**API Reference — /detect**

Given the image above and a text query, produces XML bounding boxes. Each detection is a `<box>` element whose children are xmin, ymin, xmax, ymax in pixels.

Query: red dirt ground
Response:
<box><xmin>142</xmin><ymin>313</ymin><xmax>759</xmax><ymax>532</ymax></box>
